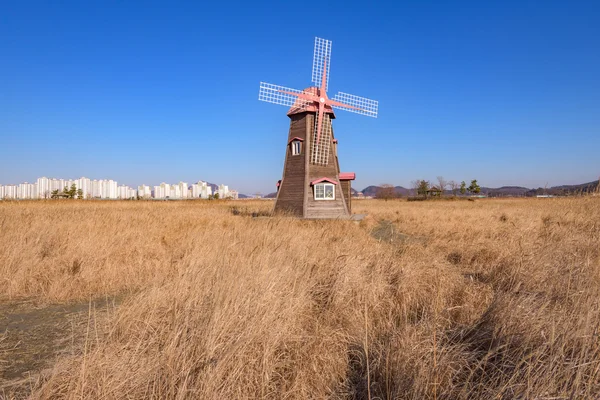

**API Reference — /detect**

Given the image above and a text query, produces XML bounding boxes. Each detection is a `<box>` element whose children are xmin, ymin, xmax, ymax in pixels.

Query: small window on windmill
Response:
<box><xmin>314</xmin><ymin>183</ymin><xmax>335</xmax><ymax>200</ymax></box>
<box><xmin>291</xmin><ymin>140</ymin><xmax>302</xmax><ymax>156</ymax></box>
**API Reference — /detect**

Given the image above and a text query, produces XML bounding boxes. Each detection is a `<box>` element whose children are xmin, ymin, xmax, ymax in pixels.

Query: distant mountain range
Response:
<box><xmin>252</xmin><ymin>180</ymin><xmax>599</xmax><ymax>199</ymax></box>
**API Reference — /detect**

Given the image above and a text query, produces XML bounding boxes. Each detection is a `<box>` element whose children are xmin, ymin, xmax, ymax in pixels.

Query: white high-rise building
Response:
<box><xmin>190</xmin><ymin>183</ymin><xmax>201</xmax><ymax>198</ymax></box>
<box><xmin>17</xmin><ymin>182</ymin><xmax>37</xmax><ymax>199</ymax></box>
<box><xmin>92</xmin><ymin>180</ymin><xmax>101</xmax><ymax>198</ymax></box>
<box><xmin>116</xmin><ymin>185</ymin><xmax>136</xmax><ymax>199</ymax></box>
<box><xmin>170</xmin><ymin>184</ymin><xmax>181</xmax><ymax>199</ymax></box>
<box><xmin>154</xmin><ymin>186</ymin><xmax>160</xmax><ymax>199</ymax></box>
<box><xmin>36</xmin><ymin>177</ymin><xmax>51</xmax><ymax>199</ymax></box>
<box><xmin>190</xmin><ymin>181</ymin><xmax>212</xmax><ymax>199</ymax></box>
<box><xmin>138</xmin><ymin>185</ymin><xmax>151</xmax><ymax>199</ymax></box>
<box><xmin>178</xmin><ymin>182</ymin><xmax>188</xmax><ymax>199</ymax></box>
<box><xmin>107</xmin><ymin>180</ymin><xmax>118</xmax><ymax>199</ymax></box>
<box><xmin>2</xmin><ymin>185</ymin><xmax>17</xmax><ymax>199</ymax></box>
<box><xmin>153</xmin><ymin>183</ymin><xmax>170</xmax><ymax>199</ymax></box>
<box><xmin>77</xmin><ymin>177</ymin><xmax>92</xmax><ymax>199</ymax></box>
<box><xmin>162</xmin><ymin>182</ymin><xmax>171</xmax><ymax>199</ymax></box>
<box><xmin>217</xmin><ymin>184</ymin><xmax>230</xmax><ymax>199</ymax></box>
<box><xmin>193</xmin><ymin>181</ymin><xmax>212</xmax><ymax>199</ymax></box>
<box><xmin>118</xmin><ymin>185</ymin><xmax>132</xmax><ymax>199</ymax></box>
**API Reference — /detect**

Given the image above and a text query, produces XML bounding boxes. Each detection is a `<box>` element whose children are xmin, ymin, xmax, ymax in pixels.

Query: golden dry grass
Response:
<box><xmin>1</xmin><ymin>197</ymin><xmax>599</xmax><ymax>398</ymax></box>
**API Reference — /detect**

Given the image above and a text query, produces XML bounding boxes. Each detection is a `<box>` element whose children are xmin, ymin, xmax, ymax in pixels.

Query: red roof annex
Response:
<box><xmin>310</xmin><ymin>177</ymin><xmax>338</xmax><ymax>185</ymax></box>
<box><xmin>339</xmin><ymin>172</ymin><xmax>356</xmax><ymax>180</ymax></box>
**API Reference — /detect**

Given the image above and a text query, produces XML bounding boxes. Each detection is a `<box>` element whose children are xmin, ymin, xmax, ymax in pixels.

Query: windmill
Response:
<box><xmin>259</xmin><ymin>37</ymin><xmax>378</xmax><ymax>218</ymax></box>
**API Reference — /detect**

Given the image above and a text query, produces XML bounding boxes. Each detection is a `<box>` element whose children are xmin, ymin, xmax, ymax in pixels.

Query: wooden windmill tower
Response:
<box><xmin>259</xmin><ymin>37</ymin><xmax>378</xmax><ymax>219</ymax></box>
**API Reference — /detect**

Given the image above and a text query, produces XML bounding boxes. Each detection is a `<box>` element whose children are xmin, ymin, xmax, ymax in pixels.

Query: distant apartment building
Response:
<box><xmin>217</xmin><ymin>184</ymin><xmax>231</xmax><ymax>199</ymax></box>
<box><xmin>36</xmin><ymin>177</ymin><xmax>51</xmax><ymax>198</ymax></box>
<box><xmin>138</xmin><ymin>185</ymin><xmax>151</xmax><ymax>199</ymax></box>
<box><xmin>17</xmin><ymin>182</ymin><xmax>37</xmax><ymax>199</ymax></box>
<box><xmin>153</xmin><ymin>183</ymin><xmax>170</xmax><ymax>199</ymax></box>
<box><xmin>1</xmin><ymin>176</ymin><xmax>235</xmax><ymax>201</ymax></box>
<box><xmin>190</xmin><ymin>181</ymin><xmax>212</xmax><ymax>199</ymax></box>
<box><xmin>170</xmin><ymin>184</ymin><xmax>181</xmax><ymax>199</ymax></box>
<box><xmin>178</xmin><ymin>182</ymin><xmax>188</xmax><ymax>199</ymax></box>
<box><xmin>0</xmin><ymin>184</ymin><xmax>17</xmax><ymax>199</ymax></box>
<box><xmin>118</xmin><ymin>185</ymin><xmax>137</xmax><ymax>199</ymax></box>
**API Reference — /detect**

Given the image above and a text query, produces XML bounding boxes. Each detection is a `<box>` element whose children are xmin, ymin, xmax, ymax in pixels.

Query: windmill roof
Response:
<box><xmin>287</xmin><ymin>87</ymin><xmax>337</xmax><ymax>118</ymax></box>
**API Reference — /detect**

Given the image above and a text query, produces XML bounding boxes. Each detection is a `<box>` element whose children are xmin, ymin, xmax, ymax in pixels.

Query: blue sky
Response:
<box><xmin>1</xmin><ymin>1</ymin><xmax>599</xmax><ymax>194</ymax></box>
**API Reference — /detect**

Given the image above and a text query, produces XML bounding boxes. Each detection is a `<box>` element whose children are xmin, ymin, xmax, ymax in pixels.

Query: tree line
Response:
<box><xmin>51</xmin><ymin>184</ymin><xmax>84</xmax><ymax>199</ymax></box>
<box><xmin>376</xmin><ymin>177</ymin><xmax>481</xmax><ymax>200</ymax></box>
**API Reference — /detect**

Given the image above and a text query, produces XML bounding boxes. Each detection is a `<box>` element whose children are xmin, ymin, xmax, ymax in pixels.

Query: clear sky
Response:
<box><xmin>1</xmin><ymin>1</ymin><xmax>599</xmax><ymax>194</ymax></box>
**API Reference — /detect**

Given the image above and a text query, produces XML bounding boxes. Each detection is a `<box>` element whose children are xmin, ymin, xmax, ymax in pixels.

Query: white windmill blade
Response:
<box><xmin>311</xmin><ymin>37</ymin><xmax>332</xmax><ymax>90</ymax></box>
<box><xmin>258</xmin><ymin>82</ymin><xmax>312</xmax><ymax>110</ymax></box>
<box><xmin>331</xmin><ymin>92</ymin><xmax>378</xmax><ymax>118</ymax></box>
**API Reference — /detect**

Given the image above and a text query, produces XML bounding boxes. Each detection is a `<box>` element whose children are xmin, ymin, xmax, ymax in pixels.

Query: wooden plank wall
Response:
<box><xmin>273</xmin><ymin>114</ymin><xmax>307</xmax><ymax>216</ymax></box>
<box><xmin>340</xmin><ymin>181</ymin><xmax>351</xmax><ymax>212</ymax></box>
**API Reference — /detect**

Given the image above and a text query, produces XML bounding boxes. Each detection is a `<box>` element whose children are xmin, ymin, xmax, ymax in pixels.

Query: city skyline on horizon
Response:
<box><xmin>0</xmin><ymin>175</ymin><xmax>236</xmax><ymax>200</ymax></box>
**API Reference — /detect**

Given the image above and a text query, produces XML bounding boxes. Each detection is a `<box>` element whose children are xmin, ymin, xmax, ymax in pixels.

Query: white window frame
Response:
<box><xmin>291</xmin><ymin>140</ymin><xmax>302</xmax><ymax>156</ymax></box>
<box><xmin>314</xmin><ymin>183</ymin><xmax>335</xmax><ymax>200</ymax></box>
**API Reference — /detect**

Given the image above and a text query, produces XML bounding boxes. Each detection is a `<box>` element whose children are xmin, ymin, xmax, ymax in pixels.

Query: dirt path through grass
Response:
<box><xmin>0</xmin><ymin>297</ymin><xmax>121</xmax><ymax>399</ymax></box>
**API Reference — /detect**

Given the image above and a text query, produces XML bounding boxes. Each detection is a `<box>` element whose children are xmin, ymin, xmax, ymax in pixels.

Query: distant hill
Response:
<box><xmin>354</xmin><ymin>180</ymin><xmax>599</xmax><ymax>198</ymax></box>
<box><xmin>524</xmin><ymin>180</ymin><xmax>599</xmax><ymax>197</ymax></box>
<box><xmin>480</xmin><ymin>186</ymin><xmax>530</xmax><ymax>197</ymax></box>
<box><xmin>360</xmin><ymin>185</ymin><xmax>411</xmax><ymax>197</ymax></box>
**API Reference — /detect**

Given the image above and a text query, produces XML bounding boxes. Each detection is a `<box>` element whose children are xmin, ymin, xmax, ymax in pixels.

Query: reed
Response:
<box><xmin>0</xmin><ymin>197</ymin><xmax>598</xmax><ymax>398</ymax></box>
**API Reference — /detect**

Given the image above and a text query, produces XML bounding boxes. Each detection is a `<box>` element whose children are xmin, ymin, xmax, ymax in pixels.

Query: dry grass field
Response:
<box><xmin>1</xmin><ymin>197</ymin><xmax>600</xmax><ymax>399</ymax></box>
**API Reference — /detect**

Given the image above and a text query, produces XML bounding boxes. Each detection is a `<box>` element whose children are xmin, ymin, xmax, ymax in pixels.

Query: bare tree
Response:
<box><xmin>376</xmin><ymin>184</ymin><xmax>396</xmax><ymax>201</ymax></box>
<box><xmin>436</xmin><ymin>176</ymin><xmax>448</xmax><ymax>197</ymax></box>
<box><xmin>410</xmin><ymin>180</ymin><xmax>422</xmax><ymax>197</ymax></box>
<box><xmin>448</xmin><ymin>180</ymin><xmax>459</xmax><ymax>197</ymax></box>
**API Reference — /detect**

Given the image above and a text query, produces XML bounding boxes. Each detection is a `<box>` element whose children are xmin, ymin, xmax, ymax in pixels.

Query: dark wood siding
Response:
<box><xmin>274</xmin><ymin>114</ymin><xmax>308</xmax><ymax>216</ymax></box>
<box><xmin>341</xmin><ymin>181</ymin><xmax>351</xmax><ymax>212</ymax></box>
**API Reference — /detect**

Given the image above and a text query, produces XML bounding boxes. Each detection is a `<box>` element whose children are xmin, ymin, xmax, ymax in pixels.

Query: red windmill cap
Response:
<box><xmin>287</xmin><ymin>87</ymin><xmax>336</xmax><ymax>118</ymax></box>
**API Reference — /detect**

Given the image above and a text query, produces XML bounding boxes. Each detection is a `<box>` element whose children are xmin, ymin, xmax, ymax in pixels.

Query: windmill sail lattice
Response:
<box><xmin>311</xmin><ymin>113</ymin><xmax>332</xmax><ymax>165</ymax></box>
<box><xmin>258</xmin><ymin>82</ymin><xmax>312</xmax><ymax>112</ymax></box>
<box><xmin>312</xmin><ymin>37</ymin><xmax>331</xmax><ymax>91</ymax></box>
<box><xmin>331</xmin><ymin>92</ymin><xmax>378</xmax><ymax>118</ymax></box>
